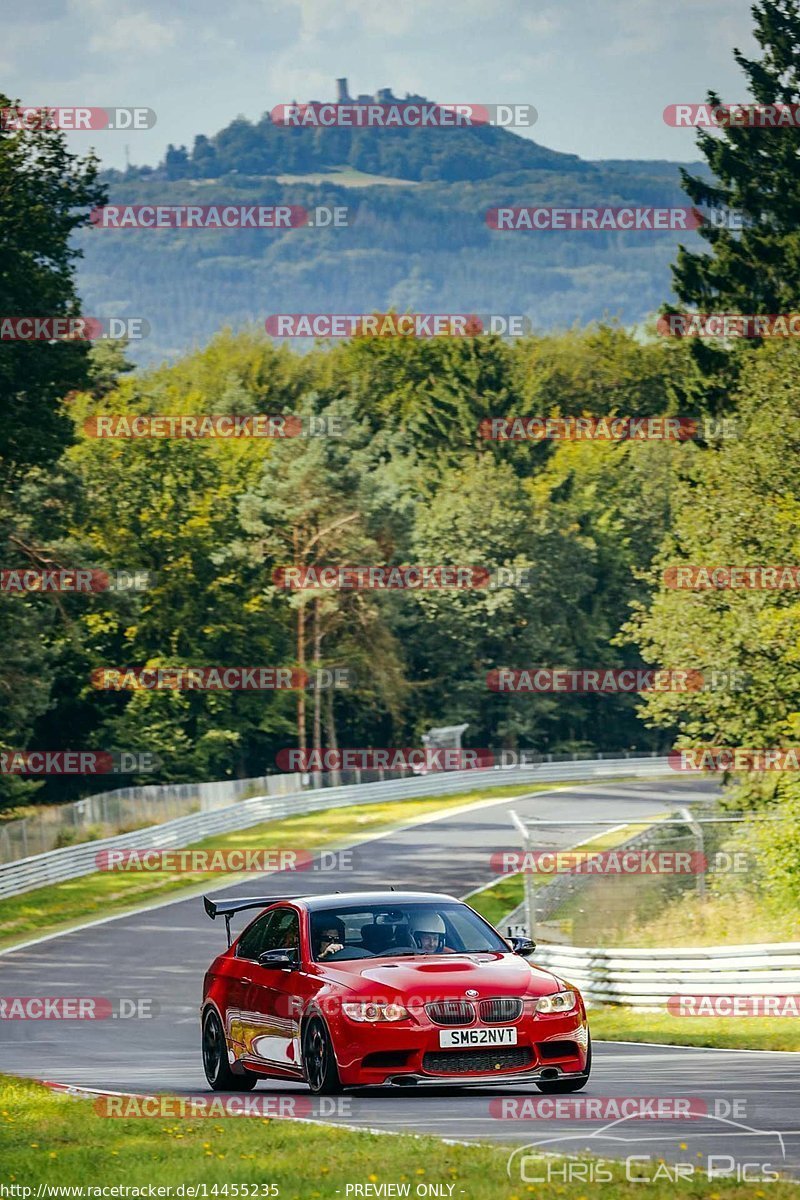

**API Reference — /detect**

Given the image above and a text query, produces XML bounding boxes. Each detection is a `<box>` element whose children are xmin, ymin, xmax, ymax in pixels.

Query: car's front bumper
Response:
<box><xmin>384</xmin><ymin>1064</ymin><xmax>587</xmax><ymax>1088</ymax></box>
<box><xmin>332</xmin><ymin>1006</ymin><xmax>589</xmax><ymax>1086</ymax></box>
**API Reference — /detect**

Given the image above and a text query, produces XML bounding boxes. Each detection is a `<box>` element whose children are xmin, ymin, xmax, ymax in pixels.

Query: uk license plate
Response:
<box><xmin>438</xmin><ymin>1026</ymin><xmax>518</xmax><ymax>1047</ymax></box>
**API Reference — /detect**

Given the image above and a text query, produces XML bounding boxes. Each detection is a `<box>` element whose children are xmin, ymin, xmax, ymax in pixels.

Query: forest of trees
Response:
<box><xmin>76</xmin><ymin>161</ymin><xmax>701</xmax><ymax>366</ymax></box>
<box><xmin>3</xmin><ymin>318</ymin><xmax>798</xmax><ymax>818</ymax></box>
<box><xmin>0</xmin><ymin>321</ymin><xmax>706</xmax><ymax>804</ymax></box>
<box><xmin>2</xmin><ymin>0</ymin><xmax>800</xmax><ymax>929</ymax></box>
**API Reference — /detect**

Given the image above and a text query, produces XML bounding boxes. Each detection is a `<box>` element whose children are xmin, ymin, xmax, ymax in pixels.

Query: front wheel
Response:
<box><xmin>535</xmin><ymin>1033</ymin><xmax>592</xmax><ymax>1094</ymax></box>
<box><xmin>202</xmin><ymin>1009</ymin><xmax>258</xmax><ymax>1091</ymax></box>
<box><xmin>302</xmin><ymin>1015</ymin><xmax>342</xmax><ymax>1094</ymax></box>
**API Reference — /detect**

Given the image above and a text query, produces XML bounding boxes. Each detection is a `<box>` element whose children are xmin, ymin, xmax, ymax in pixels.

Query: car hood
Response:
<box><xmin>320</xmin><ymin>952</ymin><xmax>560</xmax><ymax>1000</ymax></box>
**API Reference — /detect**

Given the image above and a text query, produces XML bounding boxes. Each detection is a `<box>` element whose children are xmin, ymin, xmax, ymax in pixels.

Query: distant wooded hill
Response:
<box><xmin>77</xmin><ymin>104</ymin><xmax>710</xmax><ymax>363</ymax></box>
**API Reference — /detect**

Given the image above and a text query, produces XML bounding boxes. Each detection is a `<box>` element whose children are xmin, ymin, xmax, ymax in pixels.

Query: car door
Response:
<box><xmin>241</xmin><ymin>907</ymin><xmax>306</xmax><ymax>1074</ymax></box>
<box><xmin>228</xmin><ymin>910</ymin><xmax>278</xmax><ymax>1063</ymax></box>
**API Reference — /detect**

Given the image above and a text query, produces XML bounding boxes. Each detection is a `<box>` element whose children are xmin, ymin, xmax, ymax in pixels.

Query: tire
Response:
<box><xmin>535</xmin><ymin>1032</ymin><xmax>592</xmax><ymax>1094</ymax></box>
<box><xmin>302</xmin><ymin>1015</ymin><xmax>343</xmax><ymax>1095</ymax></box>
<box><xmin>202</xmin><ymin>1008</ymin><xmax>258</xmax><ymax>1091</ymax></box>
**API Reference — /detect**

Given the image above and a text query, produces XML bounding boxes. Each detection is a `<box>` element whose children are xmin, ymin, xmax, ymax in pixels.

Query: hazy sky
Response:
<box><xmin>3</xmin><ymin>0</ymin><xmax>758</xmax><ymax>170</ymax></box>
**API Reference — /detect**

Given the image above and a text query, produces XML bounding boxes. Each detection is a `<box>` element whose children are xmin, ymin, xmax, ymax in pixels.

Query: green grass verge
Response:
<box><xmin>0</xmin><ymin>780</ymin><xmax>570</xmax><ymax>950</ymax></box>
<box><xmin>588</xmin><ymin>1007</ymin><xmax>800</xmax><ymax>1053</ymax></box>
<box><xmin>467</xmin><ymin>872</ymin><xmax>526</xmax><ymax>928</ymax></box>
<box><xmin>3</xmin><ymin>1075</ymin><xmax>798</xmax><ymax>1196</ymax></box>
<box><xmin>599</xmin><ymin>890</ymin><xmax>800</xmax><ymax>947</ymax></box>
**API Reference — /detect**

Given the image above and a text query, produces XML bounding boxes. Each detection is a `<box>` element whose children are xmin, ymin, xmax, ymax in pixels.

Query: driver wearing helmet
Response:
<box><xmin>407</xmin><ymin>910</ymin><xmax>453</xmax><ymax>954</ymax></box>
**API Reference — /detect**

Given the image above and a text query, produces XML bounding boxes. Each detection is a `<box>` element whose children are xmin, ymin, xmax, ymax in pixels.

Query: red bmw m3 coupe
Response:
<box><xmin>201</xmin><ymin>890</ymin><xmax>591</xmax><ymax>1093</ymax></box>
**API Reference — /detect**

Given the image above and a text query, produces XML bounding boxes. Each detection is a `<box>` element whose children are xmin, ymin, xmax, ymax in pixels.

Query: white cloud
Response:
<box><xmin>87</xmin><ymin>13</ymin><xmax>178</xmax><ymax>54</ymax></box>
<box><xmin>519</xmin><ymin>8</ymin><xmax>561</xmax><ymax>38</ymax></box>
<box><xmin>67</xmin><ymin>0</ymin><xmax>179</xmax><ymax>54</ymax></box>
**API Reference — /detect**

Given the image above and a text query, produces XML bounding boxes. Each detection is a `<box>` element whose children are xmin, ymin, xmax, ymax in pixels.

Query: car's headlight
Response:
<box><xmin>342</xmin><ymin>1002</ymin><xmax>409</xmax><ymax>1023</ymax></box>
<box><xmin>535</xmin><ymin>990</ymin><xmax>577</xmax><ymax>1014</ymax></box>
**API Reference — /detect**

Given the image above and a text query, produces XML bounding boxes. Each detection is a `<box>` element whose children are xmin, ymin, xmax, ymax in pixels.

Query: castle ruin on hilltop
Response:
<box><xmin>303</xmin><ymin>79</ymin><xmax>430</xmax><ymax>107</ymax></box>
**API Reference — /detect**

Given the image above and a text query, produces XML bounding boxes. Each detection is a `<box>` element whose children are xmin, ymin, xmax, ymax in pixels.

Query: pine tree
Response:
<box><xmin>673</xmin><ymin>0</ymin><xmax>800</xmax><ymax>312</ymax></box>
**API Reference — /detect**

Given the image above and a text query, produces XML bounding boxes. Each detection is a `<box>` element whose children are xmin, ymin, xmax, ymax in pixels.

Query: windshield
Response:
<box><xmin>309</xmin><ymin>902</ymin><xmax>508</xmax><ymax>961</ymax></box>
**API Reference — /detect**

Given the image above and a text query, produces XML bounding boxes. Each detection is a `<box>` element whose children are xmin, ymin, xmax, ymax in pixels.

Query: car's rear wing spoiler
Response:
<box><xmin>203</xmin><ymin>895</ymin><xmax>302</xmax><ymax>947</ymax></box>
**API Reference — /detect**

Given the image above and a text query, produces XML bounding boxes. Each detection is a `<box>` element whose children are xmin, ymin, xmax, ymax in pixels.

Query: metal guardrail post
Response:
<box><xmin>509</xmin><ymin>808</ymin><xmax>534</xmax><ymax>940</ymax></box>
<box><xmin>679</xmin><ymin>805</ymin><xmax>706</xmax><ymax>898</ymax></box>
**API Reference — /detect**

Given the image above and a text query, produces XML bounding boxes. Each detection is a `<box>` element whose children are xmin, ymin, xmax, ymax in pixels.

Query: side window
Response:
<box><xmin>261</xmin><ymin>908</ymin><xmax>300</xmax><ymax>954</ymax></box>
<box><xmin>236</xmin><ymin>911</ymin><xmax>275</xmax><ymax>960</ymax></box>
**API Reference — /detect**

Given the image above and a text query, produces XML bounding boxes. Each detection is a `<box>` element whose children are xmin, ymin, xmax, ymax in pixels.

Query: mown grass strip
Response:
<box><xmin>3</xmin><ymin>1075</ymin><xmax>798</xmax><ymax>1196</ymax></box>
<box><xmin>587</xmin><ymin>1007</ymin><xmax>800</xmax><ymax>1053</ymax></box>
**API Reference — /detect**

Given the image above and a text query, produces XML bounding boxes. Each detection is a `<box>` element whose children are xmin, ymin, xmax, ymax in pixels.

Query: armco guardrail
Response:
<box><xmin>0</xmin><ymin>754</ymin><xmax>669</xmax><ymax>900</ymax></box>
<box><xmin>0</xmin><ymin>749</ymin><xmax>662</xmax><ymax>863</ymax></box>
<box><xmin>0</xmin><ymin>771</ymin><xmax>304</xmax><ymax>863</ymax></box>
<box><xmin>531</xmin><ymin>942</ymin><xmax>800</xmax><ymax>1008</ymax></box>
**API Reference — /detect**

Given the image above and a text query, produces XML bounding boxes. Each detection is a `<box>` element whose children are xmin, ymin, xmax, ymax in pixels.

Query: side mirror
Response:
<box><xmin>509</xmin><ymin>936</ymin><xmax>536</xmax><ymax>957</ymax></box>
<box><xmin>258</xmin><ymin>948</ymin><xmax>298</xmax><ymax>969</ymax></box>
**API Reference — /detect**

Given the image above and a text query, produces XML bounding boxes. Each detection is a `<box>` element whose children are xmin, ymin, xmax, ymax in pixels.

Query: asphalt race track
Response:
<box><xmin>2</xmin><ymin>776</ymin><xmax>798</xmax><ymax>1182</ymax></box>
